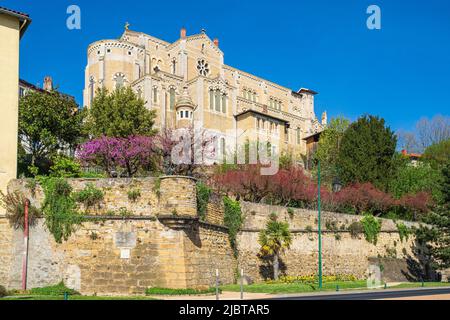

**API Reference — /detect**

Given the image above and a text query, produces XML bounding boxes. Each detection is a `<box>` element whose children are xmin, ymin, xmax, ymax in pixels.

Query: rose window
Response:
<box><xmin>197</xmin><ymin>59</ymin><xmax>209</xmax><ymax>76</ymax></box>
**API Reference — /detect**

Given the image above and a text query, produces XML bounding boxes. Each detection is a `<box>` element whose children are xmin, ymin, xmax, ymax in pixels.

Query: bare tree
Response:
<box><xmin>397</xmin><ymin>115</ymin><xmax>450</xmax><ymax>153</ymax></box>
<box><xmin>415</xmin><ymin>115</ymin><xmax>450</xmax><ymax>151</ymax></box>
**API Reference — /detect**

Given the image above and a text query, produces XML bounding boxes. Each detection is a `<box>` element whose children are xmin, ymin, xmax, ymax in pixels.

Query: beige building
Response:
<box><xmin>0</xmin><ymin>7</ymin><xmax>31</xmax><ymax>209</ymax></box>
<box><xmin>84</xmin><ymin>26</ymin><xmax>326</xmax><ymax>161</ymax></box>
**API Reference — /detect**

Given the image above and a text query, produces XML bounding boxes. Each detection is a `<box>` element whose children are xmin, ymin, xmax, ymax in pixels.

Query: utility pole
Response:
<box><xmin>318</xmin><ymin>161</ymin><xmax>323</xmax><ymax>289</ymax></box>
<box><xmin>22</xmin><ymin>199</ymin><xmax>29</xmax><ymax>291</ymax></box>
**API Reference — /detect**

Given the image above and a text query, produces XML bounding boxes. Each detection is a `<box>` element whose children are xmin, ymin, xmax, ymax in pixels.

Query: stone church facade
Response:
<box><xmin>83</xmin><ymin>26</ymin><xmax>326</xmax><ymax>160</ymax></box>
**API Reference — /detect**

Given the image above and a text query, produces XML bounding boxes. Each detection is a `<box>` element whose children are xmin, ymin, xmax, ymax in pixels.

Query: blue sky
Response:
<box><xmin>4</xmin><ymin>0</ymin><xmax>450</xmax><ymax>132</ymax></box>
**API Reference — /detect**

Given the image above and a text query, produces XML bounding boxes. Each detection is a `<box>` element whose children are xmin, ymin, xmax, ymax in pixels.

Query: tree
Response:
<box><xmin>422</xmin><ymin>139</ymin><xmax>450</xmax><ymax>169</ymax></box>
<box><xmin>337</xmin><ymin>115</ymin><xmax>397</xmax><ymax>190</ymax></box>
<box><xmin>85</xmin><ymin>87</ymin><xmax>157</xmax><ymax>138</ymax></box>
<box><xmin>77</xmin><ymin>136</ymin><xmax>157</xmax><ymax>177</ymax></box>
<box><xmin>258</xmin><ymin>214</ymin><xmax>292</xmax><ymax>280</ymax></box>
<box><xmin>18</xmin><ymin>90</ymin><xmax>85</xmax><ymax>174</ymax></box>
<box><xmin>313</xmin><ymin>116</ymin><xmax>350</xmax><ymax>184</ymax></box>
<box><xmin>418</xmin><ymin>161</ymin><xmax>450</xmax><ymax>271</ymax></box>
<box><xmin>388</xmin><ymin>156</ymin><xmax>443</xmax><ymax>203</ymax></box>
<box><xmin>397</xmin><ymin>115</ymin><xmax>450</xmax><ymax>153</ymax></box>
<box><xmin>415</xmin><ymin>115</ymin><xmax>450</xmax><ymax>151</ymax></box>
<box><xmin>155</xmin><ymin>127</ymin><xmax>216</xmax><ymax>177</ymax></box>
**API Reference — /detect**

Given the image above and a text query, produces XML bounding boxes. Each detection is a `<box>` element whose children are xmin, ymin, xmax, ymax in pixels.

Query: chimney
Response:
<box><xmin>180</xmin><ymin>27</ymin><xmax>187</xmax><ymax>39</ymax></box>
<box><xmin>43</xmin><ymin>76</ymin><xmax>53</xmax><ymax>91</ymax></box>
<box><xmin>213</xmin><ymin>38</ymin><xmax>219</xmax><ymax>47</ymax></box>
<box><xmin>401</xmin><ymin>149</ymin><xmax>408</xmax><ymax>156</ymax></box>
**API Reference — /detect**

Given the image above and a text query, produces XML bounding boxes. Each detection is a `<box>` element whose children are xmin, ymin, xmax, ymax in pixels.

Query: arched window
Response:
<box><xmin>221</xmin><ymin>94</ymin><xmax>227</xmax><ymax>114</ymax></box>
<box><xmin>169</xmin><ymin>88</ymin><xmax>176</xmax><ymax>110</ymax></box>
<box><xmin>297</xmin><ymin>128</ymin><xmax>301</xmax><ymax>144</ymax></box>
<box><xmin>215</xmin><ymin>90</ymin><xmax>221</xmax><ymax>112</ymax></box>
<box><xmin>171</xmin><ymin>59</ymin><xmax>177</xmax><ymax>75</ymax></box>
<box><xmin>153</xmin><ymin>87</ymin><xmax>158</xmax><ymax>104</ymax></box>
<box><xmin>209</xmin><ymin>89</ymin><xmax>214</xmax><ymax>110</ymax></box>
<box><xmin>89</xmin><ymin>76</ymin><xmax>95</xmax><ymax>104</ymax></box>
<box><xmin>114</xmin><ymin>73</ymin><xmax>125</xmax><ymax>90</ymax></box>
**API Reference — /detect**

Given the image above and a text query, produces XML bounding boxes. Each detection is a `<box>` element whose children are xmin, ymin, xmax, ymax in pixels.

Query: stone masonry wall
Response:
<box><xmin>0</xmin><ymin>177</ymin><xmax>236</xmax><ymax>294</ymax></box>
<box><xmin>0</xmin><ymin>177</ymin><xmax>436</xmax><ymax>295</ymax></box>
<box><xmin>237</xmin><ymin>202</ymin><xmax>424</xmax><ymax>282</ymax></box>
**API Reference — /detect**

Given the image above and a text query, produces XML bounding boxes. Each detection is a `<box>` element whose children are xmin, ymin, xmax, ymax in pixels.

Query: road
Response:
<box><xmin>270</xmin><ymin>287</ymin><xmax>450</xmax><ymax>300</ymax></box>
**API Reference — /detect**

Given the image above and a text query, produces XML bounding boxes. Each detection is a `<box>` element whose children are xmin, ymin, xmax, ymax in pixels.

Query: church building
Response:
<box><xmin>83</xmin><ymin>26</ymin><xmax>327</xmax><ymax>161</ymax></box>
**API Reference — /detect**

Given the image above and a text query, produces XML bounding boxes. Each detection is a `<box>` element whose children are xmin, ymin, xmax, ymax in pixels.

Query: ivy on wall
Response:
<box><xmin>223</xmin><ymin>197</ymin><xmax>243</xmax><ymax>257</ymax></box>
<box><xmin>196</xmin><ymin>182</ymin><xmax>211</xmax><ymax>221</ymax></box>
<box><xmin>396</xmin><ymin>222</ymin><xmax>411</xmax><ymax>242</ymax></box>
<box><xmin>39</xmin><ymin>177</ymin><xmax>82</xmax><ymax>243</ymax></box>
<box><xmin>361</xmin><ymin>214</ymin><xmax>382</xmax><ymax>245</ymax></box>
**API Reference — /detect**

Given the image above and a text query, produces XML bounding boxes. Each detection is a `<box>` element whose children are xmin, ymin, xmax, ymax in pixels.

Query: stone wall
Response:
<box><xmin>0</xmin><ymin>177</ymin><xmax>236</xmax><ymax>294</ymax></box>
<box><xmin>237</xmin><ymin>202</ymin><xmax>427</xmax><ymax>282</ymax></box>
<box><xmin>0</xmin><ymin>177</ymin><xmax>440</xmax><ymax>295</ymax></box>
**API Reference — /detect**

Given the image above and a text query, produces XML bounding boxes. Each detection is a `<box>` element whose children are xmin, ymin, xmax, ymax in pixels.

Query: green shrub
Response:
<box><xmin>40</xmin><ymin>177</ymin><xmax>82</xmax><ymax>243</ymax></box>
<box><xmin>287</xmin><ymin>208</ymin><xmax>295</xmax><ymax>219</ymax></box>
<box><xmin>196</xmin><ymin>182</ymin><xmax>212</xmax><ymax>221</ymax></box>
<box><xmin>361</xmin><ymin>214</ymin><xmax>382</xmax><ymax>245</ymax></box>
<box><xmin>50</xmin><ymin>156</ymin><xmax>82</xmax><ymax>178</ymax></box>
<box><xmin>0</xmin><ymin>285</ymin><xmax>8</xmax><ymax>297</ymax></box>
<box><xmin>30</xmin><ymin>281</ymin><xmax>80</xmax><ymax>296</ymax></box>
<box><xmin>145</xmin><ymin>287</ymin><xmax>219</xmax><ymax>296</ymax></box>
<box><xmin>396</xmin><ymin>222</ymin><xmax>411</xmax><ymax>242</ymax></box>
<box><xmin>127</xmin><ymin>188</ymin><xmax>141</xmax><ymax>202</ymax></box>
<box><xmin>0</xmin><ymin>191</ymin><xmax>42</xmax><ymax>230</ymax></box>
<box><xmin>348</xmin><ymin>221</ymin><xmax>363</xmax><ymax>238</ymax></box>
<box><xmin>73</xmin><ymin>183</ymin><xmax>104</xmax><ymax>208</ymax></box>
<box><xmin>223</xmin><ymin>197</ymin><xmax>243</xmax><ymax>257</ymax></box>
<box><xmin>118</xmin><ymin>207</ymin><xmax>133</xmax><ymax>217</ymax></box>
<box><xmin>153</xmin><ymin>178</ymin><xmax>161</xmax><ymax>198</ymax></box>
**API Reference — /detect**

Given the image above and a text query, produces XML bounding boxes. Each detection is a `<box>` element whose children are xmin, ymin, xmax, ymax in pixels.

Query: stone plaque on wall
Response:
<box><xmin>115</xmin><ymin>232</ymin><xmax>136</xmax><ymax>248</ymax></box>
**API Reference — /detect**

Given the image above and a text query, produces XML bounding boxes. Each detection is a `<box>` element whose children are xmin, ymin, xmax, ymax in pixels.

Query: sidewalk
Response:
<box><xmin>147</xmin><ymin>291</ymin><xmax>275</xmax><ymax>300</ymax></box>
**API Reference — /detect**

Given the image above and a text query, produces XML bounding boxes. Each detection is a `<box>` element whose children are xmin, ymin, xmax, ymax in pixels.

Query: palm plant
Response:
<box><xmin>258</xmin><ymin>213</ymin><xmax>292</xmax><ymax>280</ymax></box>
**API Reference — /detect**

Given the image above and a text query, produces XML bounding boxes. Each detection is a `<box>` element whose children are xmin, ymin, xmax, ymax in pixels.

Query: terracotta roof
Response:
<box><xmin>0</xmin><ymin>6</ymin><xmax>31</xmax><ymax>38</ymax></box>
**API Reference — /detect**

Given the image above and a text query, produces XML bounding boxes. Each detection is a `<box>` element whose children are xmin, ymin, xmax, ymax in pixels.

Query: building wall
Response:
<box><xmin>83</xmin><ymin>29</ymin><xmax>325</xmax><ymax>159</ymax></box>
<box><xmin>0</xmin><ymin>14</ymin><xmax>20</xmax><ymax>213</ymax></box>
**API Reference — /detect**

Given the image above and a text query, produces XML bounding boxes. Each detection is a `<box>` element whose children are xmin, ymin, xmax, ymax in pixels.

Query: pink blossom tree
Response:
<box><xmin>77</xmin><ymin>136</ymin><xmax>157</xmax><ymax>177</ymax></box>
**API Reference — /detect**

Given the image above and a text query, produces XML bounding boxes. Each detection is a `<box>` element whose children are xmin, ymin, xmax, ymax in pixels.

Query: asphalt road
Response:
<box><xmin>270</xmin><ymin>287</ymin><xmax>450</xmax><ymax>300</ymax></box>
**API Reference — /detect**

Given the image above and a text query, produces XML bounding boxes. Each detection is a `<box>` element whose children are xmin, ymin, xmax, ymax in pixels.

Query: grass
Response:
<box><xmin>390</xmin><ymin>282</ymin><xmax>450</xmax><ymax>289</ymax></box>
<box><xmin>145</xmin><ymin>287</ymin><xmax>218</xmax><ymax>296</ymax></box>
<box><xmin>221</xmin><ymin>281</ymin><xmax>368</xmax><ymax>294</ymax></box>
<box><xmin>1</xmin><ymin>295</ymin><xmax>157</xmax><ymax>300</ymax></box>
<box><xmin>220</xmin><ymin>281</ymin><xmax>450</xmax><ymax>295</ymax></box>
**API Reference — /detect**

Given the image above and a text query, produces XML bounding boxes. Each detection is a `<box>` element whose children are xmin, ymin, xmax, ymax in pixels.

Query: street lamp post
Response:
<box><xmin>318</xmin><ymin>161</ymin><xmax>323</xmax><ymax>289</ymax></box>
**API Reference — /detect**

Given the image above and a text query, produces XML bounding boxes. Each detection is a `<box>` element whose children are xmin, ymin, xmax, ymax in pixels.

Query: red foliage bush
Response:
<box><xmin>212</xmin><ymin>166</ymin><xmax>432</xmax><ymax>219</ymax></box>
<box><xmin>327</xmin><ymin>183</ymin><xmax>396</xmax><ymax>214</ymax></box>
<box><xmin>212</xmin><ymin>165</ymin><xmax>325</xmax><ymax>207</ymax></box>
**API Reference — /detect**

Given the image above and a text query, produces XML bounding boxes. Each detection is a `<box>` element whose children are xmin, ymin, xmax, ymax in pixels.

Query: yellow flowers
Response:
<box><xmin>265</xmin><ymin>274</ymin><xmax>359</xmax><ymax>284</ymax></box>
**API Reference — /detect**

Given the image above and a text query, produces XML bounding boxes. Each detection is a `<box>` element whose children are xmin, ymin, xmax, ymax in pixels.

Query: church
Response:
<box><xmin>83</xmin><ymin>25</ymin><xmax>327</xmax><ymax>161</ymax></box>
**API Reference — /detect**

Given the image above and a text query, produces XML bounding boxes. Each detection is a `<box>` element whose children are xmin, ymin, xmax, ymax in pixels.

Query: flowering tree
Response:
<box><xmin>154</xmin><ymin>127</ymin><xmax>217</xmax><ymax>177</ymax></box>
<box><xmin>77</xmin><ymin>136</ymin><xmax>157</xmax><ymax>177</ymax></box>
